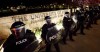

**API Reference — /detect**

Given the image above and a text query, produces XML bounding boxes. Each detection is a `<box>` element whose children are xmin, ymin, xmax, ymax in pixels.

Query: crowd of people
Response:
<box><xmin>2</xmin><ymin>5</ymin><xmax>100</xmax><ymax>52</ymax></box>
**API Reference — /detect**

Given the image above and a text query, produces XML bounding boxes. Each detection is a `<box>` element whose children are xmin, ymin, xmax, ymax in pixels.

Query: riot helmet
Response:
<box><xmin>64</xmin><ymin>12</ymin><xmax>70</xmax><ymax>18</ymax></box>
<box><xmin>10</xmin><ymin>21</ymin><xmax>25</xmax><ymax>39</ymax></box>
<box><xmin>10</xmin><ymin>21</ymin><xmax>25</xmax><ymax>29</ymax></box>
<box><xmin>45</xmin><ymin>16</ymin><xmax>51</xmax><ymax>24</ymax></box>
<box><xmin>44</xmin><ymin>16</ymin><xmax>51</xmax><ymax>20</ymax></box>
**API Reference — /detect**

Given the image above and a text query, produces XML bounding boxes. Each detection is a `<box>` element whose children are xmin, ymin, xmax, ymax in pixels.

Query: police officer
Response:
<box><xmin>41</xmin><ymin>16</ymin><xmax>60</xmax><ymax>52</ymax></box>
<box><xmin>86</xmin><ymin>7</ymin><xmax>94</xmax><ymax>29</ymax></box>
<box><xmin>3</xmin><ymin>21</ymin><xmax>38</xmax><ymax>52</ymax></box>
<box><xmin>93</xmin><ymin>6</ymin><xmax>99</xmax><ymax>25</ymax></box>
<box><xmin>74</xmin><ymin>9</ymin><xmax>85</xmax><ymax>35</ymax></box>
<box><xmin>62</xmin><ymin>12</ymin><xmax>74</xmax><ymax>44</ymax></box>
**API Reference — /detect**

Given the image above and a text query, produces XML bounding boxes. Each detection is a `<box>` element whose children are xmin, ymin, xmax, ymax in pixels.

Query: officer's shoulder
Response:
<box><xmin>8</xmin><ymin>34</ymin><xmax>15</xmax><ymax>39</ymax></box>
<box><xmin>42</xmin><ymin>24</ymin><xmax>47</xmax><ymax>28</ymax></box>
<box><xmin>44</xmin><ymin>23</ymin><xmax>48</xmax><ymax>26</ymax></box>
<box><xmin>52</xmin><ymin>23</ymin><xmax>56</xmax><ymax>26</ymax></box>
<box><xmin>26</xmin><ymin>29</ymin><xmax>35</xmax><ymax>35</ymax></box>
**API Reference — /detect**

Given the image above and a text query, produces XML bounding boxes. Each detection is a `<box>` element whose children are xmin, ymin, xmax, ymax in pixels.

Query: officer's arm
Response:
<box><xmin>3</xmin><ymin>35</ymin><xmax>13</xmax><ymax>48</ymax></box>
<box><xmin>62</xmin><ymin>17</ymin><xmax>66</xmax><ymax>28</ymax></box>
<box><xmin>41</xmin><ymin>25</ymin><xmax>47</xmax><ymax>40</ymax></box>
<box><xmin>27</xmin><ymin>30</ymin><xmax>37</xmax><ymax>42</ymax></box>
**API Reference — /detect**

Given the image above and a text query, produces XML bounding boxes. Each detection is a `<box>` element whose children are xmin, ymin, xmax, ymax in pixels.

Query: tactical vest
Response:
<box><xmin>3</xmin><ymin>29</ymin><xmax>38</xmax><ymax>52</ymax></box>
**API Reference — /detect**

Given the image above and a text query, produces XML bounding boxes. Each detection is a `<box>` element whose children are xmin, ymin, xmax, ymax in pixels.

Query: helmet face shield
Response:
<box><xmin>11</xmin><ymin>26</ymin><xmax>25</xmax><ymax>39</ymax></box>
<box><xmin>11</xmin><ymin>26</ymin><xmax>24</xmax><ymax>31</ymax></box>
<box><xmin>46</xmin><ymin>19</ymin><xmax>51</xmax><ymax>24</ymax></box>
<box><xmin>10</xmin><ymin>21</ymin><xmax>25</xmax><ymax>39</ymax></box>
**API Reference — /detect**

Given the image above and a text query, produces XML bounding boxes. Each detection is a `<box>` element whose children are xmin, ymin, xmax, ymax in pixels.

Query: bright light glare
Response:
<box><xmin>86</xmin><ymin>6</ymin><xmax>89</xmax><ymax>8</ymax></box>
<box><xmin>55</xmin><ymin>24</ymin><xmax>63</xmax><ymax>30</ymax></box>
<box><xmin>36</xmin><ymin>37</ymin><xmax>42</xmax><ymax>43</ymax></box>
<box><xmin>99</xmin><ymin>4</ymin><xmax>100</xmax><ymax>6</ymax></box>
<box><xmin>72</xmin><ymin>15</ymin><xmax>77</xmax><ymax>23</ymax></box>
<box><xmin>76</xmin><ymin>7</ymin><xmax>80</xmax><ymax>10</ymax></box>
<box><xmin>0</xmin><ymin>44</ymin><xmax>3</xmax><ymax>52</ymax></box>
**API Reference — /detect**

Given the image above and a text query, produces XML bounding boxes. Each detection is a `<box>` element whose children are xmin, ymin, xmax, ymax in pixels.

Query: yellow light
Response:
<box><xmin>86</xmin><ymin>6</ymin><xmax>89</xmax><ymax>8</ymax></box>
<box><xmin>99</xmin><ymin>4</ymin><xmax>100</xmax><ymax>6</ymax></box>
<box><xmin>76</xmin><ymin>7</ymin><xmax>80</xmax><ymax>10</ymax></box>
<box><xmin>55</xmin><ymin>23</ymin><xmax>63</xmax><ymax>30</ymax></box>
<box><xmin>35</xmin><ymin>31</ymin><xmax>42</xmax><ymax>43</ymax></box>
<box><xmin>0</xmin><ymin>44</ymin><xmax>3</xmax><ymax>52</ymax></box>
<box><xmin>72</xmin><ymin>15</ymin><xmax>77</xmax><ymax>23</ymax></box>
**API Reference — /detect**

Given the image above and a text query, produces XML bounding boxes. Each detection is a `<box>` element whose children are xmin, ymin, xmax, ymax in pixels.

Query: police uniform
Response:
<box><xmin>3</xmin><ymin>21</ymin><xmax>38</xmax><ymax>52</ymax></box>
<box><xmin>41</xmin><ymin>16</ymin><xmax>60</xmax><ymax>52</ymax></box>
<box><xmin>93</xmin><ymin>7</ymin><xmax>99</xmax><ymax>24</ymax></box>
<box><xmin>75</xmin><ymin>9</ymin><xmax>85</xmax><ymax>35</ymax></box>
<box><xmin>62</xmin><ymin>12</ymin><xmax>74</xmax><ymax>44</ymax></box>
<box><xmin>86</xmin><ymin>8</ymin><xmax>94</xmax><ymax>29</ymax></box>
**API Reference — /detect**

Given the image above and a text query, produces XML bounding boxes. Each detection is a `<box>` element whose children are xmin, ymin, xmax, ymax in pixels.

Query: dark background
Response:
<box><xmin>0</xmin><ymin>0</ymin><xmax>69</xmax><ymax>17</ymax></box>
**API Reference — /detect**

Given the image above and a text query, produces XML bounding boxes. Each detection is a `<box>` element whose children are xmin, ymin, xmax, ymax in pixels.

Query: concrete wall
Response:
<box><xmin>0</xmin><ymin>9</ymin><xmax>71</xmax><ymax>40</ymax></box>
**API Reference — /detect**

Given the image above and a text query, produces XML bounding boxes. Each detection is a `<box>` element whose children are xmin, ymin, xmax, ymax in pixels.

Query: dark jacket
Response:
<box><xmin>63</xmin><ymin>17</ymin><xmax>73</xmax><ymax>29</ymax></box>
<box><xmin>41</xmin><ymin>23</ymin><xmax>56</xmax><ymax>42</ymax></box>
<box><xmin>77</xmin><ymin>11</ymin><xmax>85</xmax><ymax>23</ymax></box>
<box><xmin>3</xmin><ymin>29</ymin><xmax>38</xmax><ymax>52</ymax></box>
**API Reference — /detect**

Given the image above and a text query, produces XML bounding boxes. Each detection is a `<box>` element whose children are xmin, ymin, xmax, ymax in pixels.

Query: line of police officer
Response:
<box><xmin>41</xmin><ymin>6</ymin><xmax>100</xmax><ymax>51</ymax></box>
<box><xmin>3</xmin><ymin>5</ymin><xmax>100</xmax><ymax>52</ymax></box>
<box><xmin>62</xmin><ymin>6</ymin><xmax>100</xmax><ymax>45</ymax></box>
